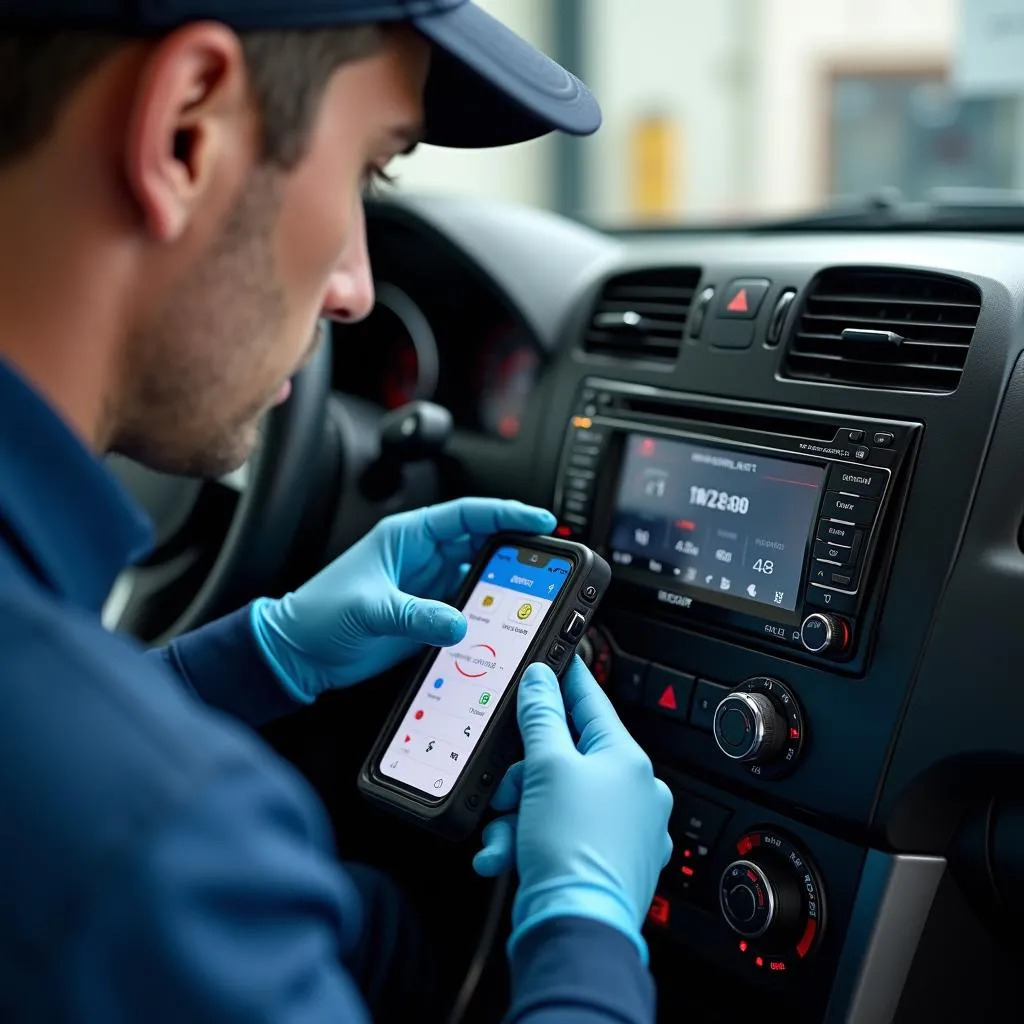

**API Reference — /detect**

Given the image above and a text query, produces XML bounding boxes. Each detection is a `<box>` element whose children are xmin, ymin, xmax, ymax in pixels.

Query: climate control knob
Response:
<box><xmin>713</xmin><ymin>693</ymin><xmax>783</xmax><ymax>764</ymax></box>
<box><xmin>800</xmin><ymin>612</ymin><xmax>850</xmax><ymax>656</ymax></box>
<box><xmin>720</xmin><ymin>829</ymin><xmax>825</xmax><ymax>970</ymax></box>
<box><xmin>721</xmin><ymin>858</ymin><xmax>792</xmax><ymax>940</ymax></box>
<box><xmin>712</xmin><ymin>677</ymin><xmax>805</xmax><ymax>779</ymax></box>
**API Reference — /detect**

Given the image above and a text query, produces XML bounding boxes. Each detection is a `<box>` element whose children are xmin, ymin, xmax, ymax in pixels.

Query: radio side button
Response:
<box><xmin>821</xmin><ymin>491</ymin><xmax>878</xmax><ymax>526</ymax></box>
<box><xmin>805</xmin><ymin>585</ymin><xmax>857</xmax><ymax>615</ymax></box>
<box><xmin>814</xmin><ymin>540</ymin><xmax>850</xmax><ymax>565</ymax></box>
<box><xmin>826</xmin><ymin>464</ymin><xmax>886</xmax><ymax>498</ymax></box>
<box><xmin>816</xmin><ymin>519</ymin><xmax>857</xmax><ymax>546</ymax></box>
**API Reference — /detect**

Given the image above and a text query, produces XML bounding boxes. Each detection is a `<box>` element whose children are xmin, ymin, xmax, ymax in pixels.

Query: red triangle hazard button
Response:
<box><xmin>726</xmin><ymin>288</ymin><xmax>749</xmax><ymax>313</ymax></box>
<box><xmin>657</xmin><ymin>685</ymin><xmax>678</xmax><ymax>711</ymax></box>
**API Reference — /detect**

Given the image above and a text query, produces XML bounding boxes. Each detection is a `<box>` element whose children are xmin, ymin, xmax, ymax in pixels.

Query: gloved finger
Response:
<box><xmin>472</xmin><ymin>814</ymin><xmax>518</xmax><ymax>877</ymax></box>
<box><xmin>656</xmin><ymin>779</ymin><xmax>674</xmax><ymax>868</ymax></box>
<box><xmin>372</xmin><ymin>591</ymin><xmax>467</xmax><ymax>647</ymax></box>
<box><xmin>660</xmin><ymin>831</ymin><xmax>674</xmax><ymax>871</ymax></box>
<box><xmin>436</xmin><ymin>535</ymin><xmax>476</xmax><ymax>568</ymax></box>
<box><xmin>517</xmin><ymin>662</ymin><xmax>574</xmax><ymax>760</ymax></box>
<box><xmin>420</xmin><ymin>498</ymin><xmax>556</xmax><ymax>545</ymax></box>
<box><xmin>563</xmin><ymin>656</ymin><xmax>634</xmax><ymax>753</ymax></box>
<box><xmin>490</xmin><ymin>760</ymin><xmax>525</xmax><ymax>812</ymax></box>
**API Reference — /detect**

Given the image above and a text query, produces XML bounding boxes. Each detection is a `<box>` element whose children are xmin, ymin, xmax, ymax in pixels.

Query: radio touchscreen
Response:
<box><xmin>609</xmin><ymin>434</ymin><xmax>826</xmax><ymax>615</ymax></box>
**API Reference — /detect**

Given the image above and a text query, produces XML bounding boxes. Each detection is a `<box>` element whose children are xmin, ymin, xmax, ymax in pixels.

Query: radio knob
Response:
<box><xmin>713</xmin><ymin>692</ymin><xmax>785</xmax><ymax>764</ymax></box>
<box><xmin>800</xmin><ymin>612</ymin><xmax>850</xmax><ymax>656</ymax></box>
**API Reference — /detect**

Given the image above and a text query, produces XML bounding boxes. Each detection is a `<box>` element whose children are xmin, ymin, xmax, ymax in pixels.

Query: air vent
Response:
<box><xmin>583</xmin><ymin>268</ymin><xmax>701</xmax><ymax>363</ymax></box>
<box><xmin>783</xmin><ymin>268</ymin><xmax>981</xmax><ymax>392</ymax></box>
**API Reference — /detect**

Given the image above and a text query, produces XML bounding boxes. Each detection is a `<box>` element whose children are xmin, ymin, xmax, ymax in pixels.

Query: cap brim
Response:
<box><xmin>411</xmin><ymin>2</ymin><xmax>601</xmax><ymax>148</ymax></box>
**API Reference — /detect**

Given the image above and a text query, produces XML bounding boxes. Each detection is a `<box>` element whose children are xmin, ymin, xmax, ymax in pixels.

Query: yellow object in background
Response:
<box><xmin>631</xmin><ymin>113</ymin><xmax>679</xmax><ymax>221</ymax></box>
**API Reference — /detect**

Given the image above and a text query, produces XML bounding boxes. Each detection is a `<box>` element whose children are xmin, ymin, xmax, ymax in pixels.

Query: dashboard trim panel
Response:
<box><xmin>825</xmin><ymin>853</ymin><xmax>945</xmax><ymax>1024</ymax></box>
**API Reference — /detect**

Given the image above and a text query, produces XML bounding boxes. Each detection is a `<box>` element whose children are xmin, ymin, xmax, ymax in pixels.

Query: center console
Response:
<box><xmin>549</xmin><ymin>378</ymin><xmax>929</xmax><ymax>1018</ymax></box>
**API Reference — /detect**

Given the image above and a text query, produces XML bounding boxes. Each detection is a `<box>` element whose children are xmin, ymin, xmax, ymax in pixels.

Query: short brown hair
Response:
<box><xmin>0</xmin><ymin>25</ymin><xmax>383</xmax><ymax>169</ymax></box>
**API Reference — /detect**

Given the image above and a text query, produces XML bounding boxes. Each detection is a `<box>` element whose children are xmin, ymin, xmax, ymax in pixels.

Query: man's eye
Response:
<box><xmin>363</xmin><ymin>166</ymin><xmax>396</xmax><ymax>197</ymax></box>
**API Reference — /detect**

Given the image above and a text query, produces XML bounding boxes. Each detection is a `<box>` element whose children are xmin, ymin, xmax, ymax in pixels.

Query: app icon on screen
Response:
<box><xmin>511</xmin><ymin>601</ymin><xmax>535</xmax><ymax>624</ymax></box>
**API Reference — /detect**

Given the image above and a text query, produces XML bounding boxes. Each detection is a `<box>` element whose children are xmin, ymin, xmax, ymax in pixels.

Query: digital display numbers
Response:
<box><xmin>689</xmin><ymin>486</ymin><xmax>751</xmax><ymax>515</ymax></box>
<box><xmin>609</xmin><ymin>435</ymin><xmax>826</xmax><ymax>614</ymax></box>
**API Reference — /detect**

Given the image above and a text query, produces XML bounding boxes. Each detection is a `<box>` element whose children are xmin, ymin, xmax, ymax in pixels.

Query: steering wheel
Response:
<box><xmin>104</xmin><ymin>323</ymin><xmax>333</xmax><ymax>645</ymax></box>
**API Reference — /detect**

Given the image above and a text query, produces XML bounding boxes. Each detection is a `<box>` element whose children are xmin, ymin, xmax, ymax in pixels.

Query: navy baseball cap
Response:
<box><xmin>0</xmin><ymin>0</ymin><xmax>602</xmax><ymax>148</ymax></box>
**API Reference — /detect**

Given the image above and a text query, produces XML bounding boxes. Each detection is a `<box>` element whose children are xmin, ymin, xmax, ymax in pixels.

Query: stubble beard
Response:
<box><xmin>112</xmin><ymin>170</ymin><xmax>289</xmax><ymax>478</ymax></box>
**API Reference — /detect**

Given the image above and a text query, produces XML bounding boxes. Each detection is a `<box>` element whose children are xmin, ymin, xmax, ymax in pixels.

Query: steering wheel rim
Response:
<box><xmin>108</xmin><ymin>322</ymin><xmax>333</xmax><ymax>645</ymax></box>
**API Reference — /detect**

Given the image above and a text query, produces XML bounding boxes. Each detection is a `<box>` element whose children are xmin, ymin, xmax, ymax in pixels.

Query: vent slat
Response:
<box><xmin>782</xmin><ymin>268</ymin><xmax>981</xmax><ymax>393</ymax></box>
<box><xmin>802</xmin><ymin>312</ymin><xmax>977</xmax><ymax>333</ymax></box>
<box><xmin>598</xmin><ymin>301</ymin><xmax>696</xmax><ymax>318</ymax></box>
<box><xmin>796</xmin><ymin>331</ymin><xmax>971</xmax><ymax>352</ymax></box>
<box><xmin>812</xmin><ymin>293</ymin><xmax>980</xmax><ymax>310</ymax></box>
<box><xmin>787</xmin><ymin>351</ymin><xmax>964</xmax><ymax>374</ymax></box>
<box><xmin>605</xmin><ymin>286</ymin><xmax>697</xmax><ymax>301</ymax></box>
<box><xmin>581</xmin><ymin>268</ymin><xmax>702</xmax><ymax>364</ymax></box>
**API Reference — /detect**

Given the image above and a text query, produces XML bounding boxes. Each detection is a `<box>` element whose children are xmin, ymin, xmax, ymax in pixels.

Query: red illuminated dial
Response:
<box><xmin>721</xmin><ymin>829</ymin><xmax>825</xmax><ymax>972</ymax></box>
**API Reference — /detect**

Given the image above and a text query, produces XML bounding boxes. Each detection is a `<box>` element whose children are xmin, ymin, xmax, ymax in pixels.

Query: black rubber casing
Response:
<box><xmin>358</xmin><ymin>532</ymin><xmax>611</xmax><ymax>841</ymax></box>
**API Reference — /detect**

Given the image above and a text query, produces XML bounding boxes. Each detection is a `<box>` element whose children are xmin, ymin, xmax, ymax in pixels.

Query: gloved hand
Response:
<box><xmin>473</xmin><ymin>657</ymin><xmax>673</xmax><ymax>964</ymax></box>
<box><xmin>251</xmin><ymin>498</ymin><xmax>556</xmax><ymax>702</ymax></box>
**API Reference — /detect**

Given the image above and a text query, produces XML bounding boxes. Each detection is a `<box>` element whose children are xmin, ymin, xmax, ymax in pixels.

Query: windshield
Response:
<box><xmin>392</xmin><ymin>0</ymin><xmax>1024</xmax><ymax>229</ymax></box>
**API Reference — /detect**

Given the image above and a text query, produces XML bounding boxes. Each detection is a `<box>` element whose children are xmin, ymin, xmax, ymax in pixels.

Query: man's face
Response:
<box><xmin>114</xmin><ymin>26</ymin><xmax>429</xmax><ymax>477</ymax></box>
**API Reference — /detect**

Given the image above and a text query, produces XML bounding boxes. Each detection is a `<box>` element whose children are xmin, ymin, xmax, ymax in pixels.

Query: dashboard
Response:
<box><xmin>351</xmin><ymin>194</ymin><xmax>1024</xmax><ymax>1022</ymax></box>
<box><xmin>333</xmin><ymin>206</ymin><xmax>546</xmax><ymax>440</ymax></box>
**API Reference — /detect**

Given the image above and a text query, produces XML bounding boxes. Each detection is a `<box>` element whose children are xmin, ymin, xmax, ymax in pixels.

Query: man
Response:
<box><xmin>0</xmin><ymin>1</ymin><xmax>673</xmax><ymax>1021</ymax></box>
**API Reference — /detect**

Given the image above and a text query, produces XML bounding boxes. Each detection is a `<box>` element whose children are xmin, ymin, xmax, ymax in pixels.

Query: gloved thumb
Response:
<box><xmin>370</xmin><ymin>591</ymin><xmax>467</xmax><ymax>647</ymax></box>
<box><xmin>472</xmin><ymin>814</ymin><xmax>518</xmax><ymax>877</ymax></box>
<box><xmin>517</xmin><ymin>662</ymin><xmax>573</xmax><ymax>759</ymax></box>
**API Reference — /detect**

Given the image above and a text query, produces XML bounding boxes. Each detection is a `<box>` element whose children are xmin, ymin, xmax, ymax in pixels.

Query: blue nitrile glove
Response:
<box><xmin>251</xmin><ymin>498</ymin><xmax>556</xmax><ymax>702</ymax></box>
<box><xmin>472</xmin><ymin>657</ymin><xmax>673</xmax><ymax>965</ymax></box>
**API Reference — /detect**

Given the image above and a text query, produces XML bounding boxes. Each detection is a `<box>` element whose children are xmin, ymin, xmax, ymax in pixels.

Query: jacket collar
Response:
<box><xmin>0</xmin><ymin>358</ymin><xmax>152</xmax><ymax>612</ymax></box>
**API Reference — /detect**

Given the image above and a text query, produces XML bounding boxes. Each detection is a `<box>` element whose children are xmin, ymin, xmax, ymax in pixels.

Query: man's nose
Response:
<box><xmin>323</xmin><ymin>204</ymin><xmax>375</xmax><ymax>324</ymax></box>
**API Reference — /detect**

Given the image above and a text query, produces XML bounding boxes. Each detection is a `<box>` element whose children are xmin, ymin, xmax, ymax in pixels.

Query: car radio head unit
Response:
<box><xmin>554</xmin><ymin>379</ymin><xmax>919</xmax><ymax>665</ymax></box>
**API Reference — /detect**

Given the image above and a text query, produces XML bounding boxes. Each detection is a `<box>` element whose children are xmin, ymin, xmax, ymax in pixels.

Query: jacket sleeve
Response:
<box><xmin>506</xmin><ymin>917</ymin><xmax>656</xmax><ymax>1024</ymax></box>
<box><xmin>53</xmin><ymin>750</ymin><xmax>373</xmax><ymax>1024</ymax></box>
<box><xmin>146</xmin><ymin>605</ymin><xmax>300</xmax><ymax>728</ymax></box>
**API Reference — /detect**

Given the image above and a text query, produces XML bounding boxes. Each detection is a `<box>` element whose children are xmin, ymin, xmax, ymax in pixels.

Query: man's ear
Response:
<box><xmin>123</xmin><ymin>23</ymin><xmax>255</xmax><ymax>242</ymax></box>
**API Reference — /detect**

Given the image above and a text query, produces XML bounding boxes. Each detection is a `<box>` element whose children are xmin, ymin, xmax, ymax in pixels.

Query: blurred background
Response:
<box><xmin>388</xmin><ymin>0</ymin><xmax>1024</xmax><ymax>226</ymax></box>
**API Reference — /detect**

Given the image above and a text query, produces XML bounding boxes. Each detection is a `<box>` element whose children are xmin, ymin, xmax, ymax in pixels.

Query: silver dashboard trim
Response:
<box><xmin>825</xmin><ymin>851</ymin><xmax>946</xmax><ymax>1024</ymax></box>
